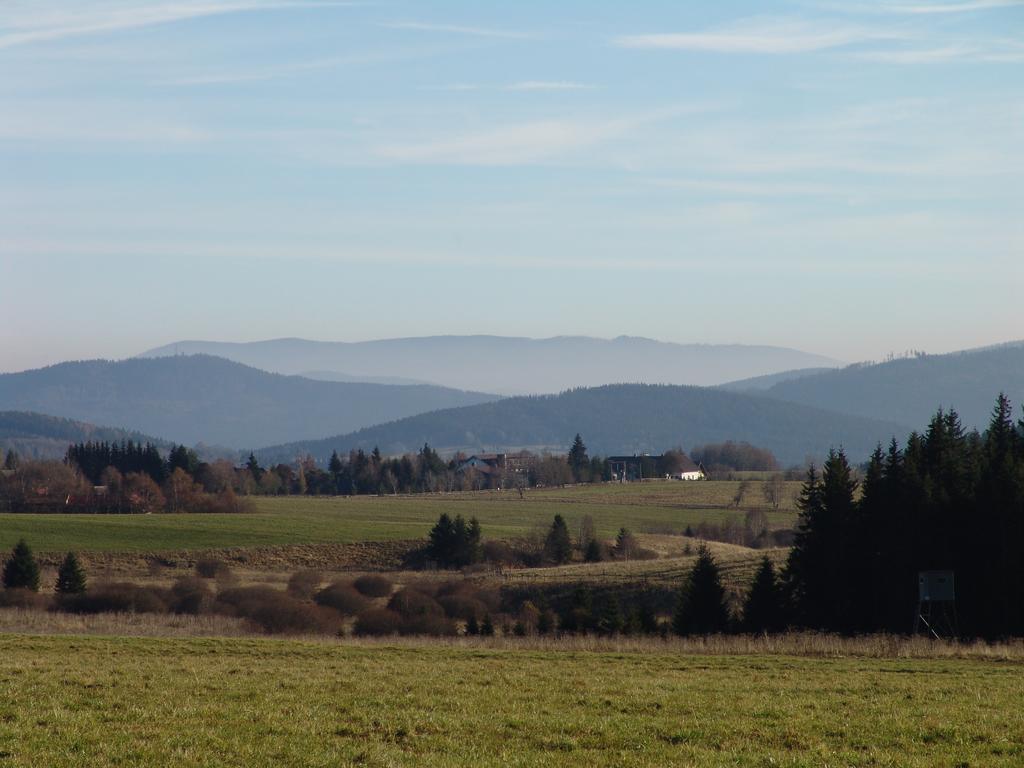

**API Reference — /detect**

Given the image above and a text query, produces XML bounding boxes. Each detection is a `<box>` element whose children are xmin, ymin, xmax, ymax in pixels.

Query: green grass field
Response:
<box><xmin>0</xmin><ymin>481</ymin><xmax>799</xmax><ymax>554</ymax></box>
<box><xmin>0</xmin><ymin>634</ymin><xmax>1021</xmax><ymax>767</ymax></box>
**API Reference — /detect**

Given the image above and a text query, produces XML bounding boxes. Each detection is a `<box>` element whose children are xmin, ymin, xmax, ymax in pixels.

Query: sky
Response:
<box><xmin>1</xmin><ymin>0</ymin><xmax>1022</xmax><ymax>373</ymax></box>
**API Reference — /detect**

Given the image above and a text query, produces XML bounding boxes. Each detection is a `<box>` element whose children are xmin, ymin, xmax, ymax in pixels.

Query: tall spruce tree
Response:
<box><xmin>673</xmin><ymin>544</ymin><xmax>729</xmax><ymax>635</ymax></box>
<box><xmin>55</xmin><ymin>552</ymin><xmax>87</xmax><ymax>595</ymax></box>
<box><xmin>567</xmin><ymin>434</ymin><xmax>589</xmax><ymax>482</ymax></box>
<box><xmin>2</xmin><ymin>539</ymin><xmax>40</xmax><ymax>591</ymax></box>
<box><xmin>783</xmin><ymin>451</ymin><xmax>859</xmax><ymax>631</ymax></box>
<box><xmin>743</xmin><ymin>556</ymin><xmax>782</xmax><ymax>633</ymax></box>
<box><xmin>544</xmin><ymin>514</ymin><xmax>573</xmax><ymax>564</ymax></box>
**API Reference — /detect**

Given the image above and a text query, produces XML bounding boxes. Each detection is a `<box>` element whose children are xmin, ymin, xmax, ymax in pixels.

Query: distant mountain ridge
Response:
<box><xmin>138</xmin><ymin>336</ymin><xmax>843</xmax><ymax>395</ymax></box>
<box><xmin>0</xmin><ymin>411</ymin><xmax>172</xmax><ymax>461</ymax></box>
<box><xmin>0</xmin><ymin>356</ymin><xmax>500</xmax><ymax>449</ymax></box>
<box><xmin>718</xmin><ymin>367</ymin><xmax>833</xmax><ymax>392</ymax></box>
<box><xmin>257</xmin><ymin>383</ymin><xmax>910</xmax><ymax>467</ymax></box>
<box><xmin>761</xmin><ymin>342</ymin><xmax>1024</xmax><ymax>430</ymax></box>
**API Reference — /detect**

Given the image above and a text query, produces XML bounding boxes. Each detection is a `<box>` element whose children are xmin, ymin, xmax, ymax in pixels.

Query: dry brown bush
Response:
<box><xmin>0</xmin><ymin>588</ymin><xmax>50</xmax><ymax>610</ymax></box>
<box><xmin>353</xmin><ymin>607</ymin><xmax>404</xmax><ymax>636</ymax></box>
<box><xmin>247</xmin><ymin>596</ymin><xmax>338</xmax><ymax>635</ymax></box>
<box><xmin>61</xmin><ymin>582</ymin><xmax>168</xmax><ymax>614</ymax></box>
<box><xmin>313</xmin><ymin>582</ymin><xmax>370</xmax><ymax>615</ymax></box>
<box><xmin>438</xmin><ymin>594</ymin><xmax>488</xmax><ymax>621</ymax></box>
<box><xmin>352</xmin><ymin>574</ymin><xmax>393</xmax><ymax>597</ymax></box>
<box><xmin>169</xmin><ymin>576</ymin><xmax>213</xmax><ymax>615</ymax></box>
<box><xmin>387</xmin><ymin>588</ymin><xmax>444</xmax><ymax>619</ymax></box>
<box><xmin>286</xmin><ymin>570</ymin><xmax>323</xmax><ymax>599</ymax></box>
<box><xmin>195</xmin><ymin>558</ymin><xmax>232</xmax><ymax>579</ymax></box>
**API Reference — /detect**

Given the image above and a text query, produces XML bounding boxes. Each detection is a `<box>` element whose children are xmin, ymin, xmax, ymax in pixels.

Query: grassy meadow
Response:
<box><xmin>0</xmin><ymin>480</ymin><xmax>800</xmax><ymax>555</ymax></box>
<box><xmin>0</xmin><ymin>634</ymin><xmax>1021</xmax><ymax>767</ymax></box>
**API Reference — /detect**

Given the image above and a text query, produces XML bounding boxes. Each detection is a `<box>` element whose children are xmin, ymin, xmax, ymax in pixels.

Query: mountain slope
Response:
<box><xmin>718</xmin><ymin>367</ymin><xmax>833</xmax><ymax>392</ymax></box>
<box><xmin>762</xmin><ymin>342</ymin><xmax>1024</xmax><ymax>430</ymax></box>
<box><xmin>0</xmin><ymin>356</ymin><xmax>499</xmax><ymax>449</ymax></box>
<box><xmin>0</xmin><ymin>411</ymin><xmax>172</xmax><ymax>461</ymax></box>
<box><xmin>258</xmin><ymin>383</ymin><xmax>909</xmax><ymax>467</ymax></box>
<box><xmin>138</xmin><ymin>336</ymin><xmax>842</xmax><ymax>395</ymax></box>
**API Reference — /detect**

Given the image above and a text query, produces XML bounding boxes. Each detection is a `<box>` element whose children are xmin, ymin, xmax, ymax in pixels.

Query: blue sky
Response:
<box><xmin>1</xmin><ymin>0</ymin><xmax>1022</xmax><ymax>372</ymax></box>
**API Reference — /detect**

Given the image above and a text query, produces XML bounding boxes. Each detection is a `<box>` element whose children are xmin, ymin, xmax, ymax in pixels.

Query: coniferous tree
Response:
<box><xmin>742</xmin><ymin>556</ymin><xmax>782</xmax><ymax>633</ymax></box>
<box><xmin>480</xmin><ymin>614</ymin><xmax>495</xmax><ymax>637</ymax></box>
<box><xmin>567</xmin><ymin>434</ymin><xmax>589</xmax><ymax>482</ymax></box>
<box><xmin>328</xmin><ymin>450</ymin><xmax>343</xmax><ymax>476</ymax></box>
<box><xmin>245</xmin><ymin>453</ymin><xmax>263</xmax><ymax>483</ymax></box>
<box><xmin>783</xmin><ymin>451</ymin><xmax>858</xmax><ymax>631</ymax></box>
<box><xmin>544</xmin><ymin>514</ymin><xmax>573</xmax><ymax>564</ymax></box>
<box><xmin>55</xmin><ymin>551</ymin><xmax>87</xmax><ymax>595</ymax></box>
<box><xmin>584</xmin><ymin>538</ymin><xmax>603</xmax><ymax>563</ymax></box>
<box><xmin>673</xmin><ymin>544</ymin><xmax>729</xmax><ymax>635</ymax></box>
<box><xmin>465</xmin><ymin>615</ymin><xmax>480</xmax><ymax>636</ymax></box>
<box><xmin>2</xmin><ymin>539</ymin><xmax>40</xmax><ymax>591</ymax></box>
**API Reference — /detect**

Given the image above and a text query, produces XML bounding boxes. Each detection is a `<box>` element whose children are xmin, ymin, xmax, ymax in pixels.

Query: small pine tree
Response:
<box><xmin>742</xmin><ymin>556</ymin><xmax>782</xmax><ymax>633</ymax></box>
<box><xmin>614</xmin><ymin>527</ymin><xmax>637</xmax><ymax>560</ymax></box>
<box><xmin>544</xmin><ymin>514</ymin><xmax>573</xmax><ymax>564</ymax></box>
<box><xmin>2</xmin><ymin>539</ymin><xmax>40</xmax><ymax>591</ymax></box>
<box><xmin>673</xmin><ymin>544</ymin><xmax>729</xmax><ymax>635</ymax></box>
<box><xmin>597</xmin><ymin>598</ymin><xmax>624</xmax><ymax>635</ymax></box>
<box><xmin>3</xmin><ymin>449</ymin><xmax>18</xmax><ymax>470</ymax></box>
<box><xmin>55</xmin><ymin>551</ymin><xmax>87</xmax><ymax>595</ymax></box>
<box><xmin>465</xmin><ymin>615</ymin><xmax>480</xmax><ymax>636</ymax></box>
<box><xmin>480</xmin><ymin>614</ymin><xmax>495</xmax><ymax>637</ymax></box>
<box><xmin>584</xmin><ymin>538</ymin><xmax>603</xmax><ymax>563</ymax></box>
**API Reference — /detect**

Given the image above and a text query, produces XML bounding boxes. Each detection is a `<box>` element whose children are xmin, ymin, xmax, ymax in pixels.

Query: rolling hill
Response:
<box><xmin>0</xmin><ymin>411</ymin><xmax>173</xmax><ymax>461</ymax></box>
<box><xmin>138</xmin><ymin>336</ymin><xmax>842</xmax><ymax>395</ymax></box>
<box><xmin>257</xmin><ymin>383</ymin><xmax>910</xmax><ymax>467</ymax></box>
<box><xmin>0</xmin><ymin>356</ymin><xmax>499</xmax><ymax>449</ymax></box>
<box><xmin>718</xmin><ymin>367</ymin><xmax>833</xmax><ymax>392</ymax></box>
<box><xmin>761</xmin><ymin>342</ymin><xmax>1024</xmax><ymax>430</ymax></box>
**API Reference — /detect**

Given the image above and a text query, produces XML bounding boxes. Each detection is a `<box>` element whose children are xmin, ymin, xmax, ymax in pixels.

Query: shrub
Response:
<box><xmin>353</xmin><ymin>608</ymin><xmax>404</xmax><ymax>636</ymax></box>
<box><xmin>438</xmin><ymin>594</ymin><xmax>489</xmax><ymax>621</ymax></box>
<box><xmin>215</xmin><ymin>585</ymin><xmax>337</xmax><ymax>634</ymax></box>
<box><xmin>314</xmin><ymin>582</ymin><xmax>370</xmax><ymax>615</ymax></box>
<box><xmin>195</xmin><ymin>558</ymin><xmax>231</xmax><ymax>579</ymax></box>
<box><xmin>61</xmin><ymin>582</ymin><xmax>168</xmax><ymax>614</ymax></box>
<box><xmin>0</xmin><ymin>588</ymin><xmax>49</xmax><ymax>610</ymax></box>
<box><xmin>387</xmin><ymin>588</ymin><xmax>444</xmax><ymax>619</ymax></box>
<box><xmin>287</xmin><ymin>570</ymin><xmax>323</xmax><ymax>599</ymax></box>
<box><xmin>399</xmin><ymin>613</ymin><xmax>457</xmax><ymax>636</ymax></box>
<box><xmin>352</xmin><ymin>574</ymin><xmax>392</xmax><ymax>598</ymax></box>
<box><xmin>482</xmin><ymin>540</ymin><xmax>515</xmax><ymax>564</ymax></box>
<box><xmin>247</xmin><ymin>596</ymin><xmax>337</xmax><ymax>635</ymax></box>
<box><xmin>169</xmin><ymin>576</ymin><xmax>213</xmax><ymax>615</ymax></box>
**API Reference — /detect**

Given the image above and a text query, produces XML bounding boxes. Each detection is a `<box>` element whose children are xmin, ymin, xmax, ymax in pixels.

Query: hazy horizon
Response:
<box><xmin>3</xmin><ymin>0</ymin><xmax>1022</xmax><ymax>372</ymax></box>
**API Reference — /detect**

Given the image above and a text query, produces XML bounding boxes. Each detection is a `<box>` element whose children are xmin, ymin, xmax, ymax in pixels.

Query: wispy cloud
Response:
<box><xmin>158</xmin><ymin>47</ymin><xmax>437</xmax><ymax>86</ymax></box>
<box><xmin>506</xmin><ymin>81</ymin><xmax>594</xmax><ymax>91</ymax></box>
<box><xmin>375</xmin><ymin>119</ymin><xmax>631</xmax><ymax>166</ymax></box>
<box><xmin>424</xmin><ymin>81</ymin><xmax>594</xmax><ymax>93</ymax></box>
<box><xmin>0</xmin><ymin>1</ymin><xmax>353</xmax><ymax>50</ymax></box>
<box><xmin>380</xmin><ymin>21</ymin><xmax>533</xmax><ymax>40</ymax></box>
<box><xmin>883</xmin><ymin>0</ymin><xmax>1024</xmax><ymax>13</ymax></box>
<box><xmin>614</xmin><ymin>17</ymin><xmax>901</xmax><ymax>54</ymax></box>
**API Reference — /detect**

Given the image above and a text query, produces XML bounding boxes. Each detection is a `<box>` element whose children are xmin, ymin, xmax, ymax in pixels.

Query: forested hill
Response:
<box><xmin>258</xmin><ymin>383</ymin><xmax>909</xmax><ymax>467</ymax></box>
<box><xmin>139</xmin><ymin>336</ymin><xmax>842</xmax><ymax>395</ymax></box>
<box><xmin>0</xmin><ymin>356</ymin><xmax>499</xmax><ymax>449</ymax></box>
<box><xmin>762</xmin><ymin>342</ymin><xmax>1024</xmax><ymax>430</ymax></box>
<box><xmin>0</xmin><ymin>411</ymin><xmax>171</xmax><ymax>461</ymax></box>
